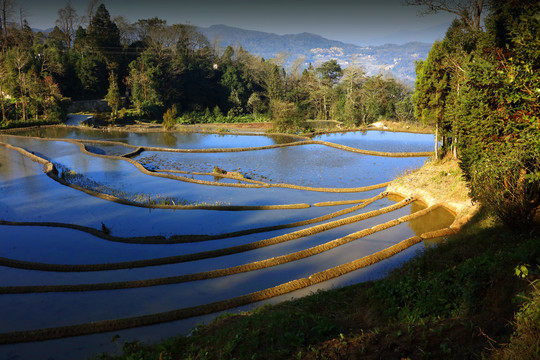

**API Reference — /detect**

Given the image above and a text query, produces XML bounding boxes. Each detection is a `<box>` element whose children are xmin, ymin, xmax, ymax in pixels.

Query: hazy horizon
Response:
<box><xmin>17</xmin><ymin>0</ymin><xmax>454</xmax><ymax>46</ymax></box>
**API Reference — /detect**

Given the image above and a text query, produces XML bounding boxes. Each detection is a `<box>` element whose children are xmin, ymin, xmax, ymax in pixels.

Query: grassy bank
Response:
<box><xmin>94</xmin><ymin>158</ymin><xmax>540</xmax><ymax>360</ymax></box>
<box><xmin>0</xmin><ymin>118</ymin><xmax>62</xmax><ymax>130</ymax></box>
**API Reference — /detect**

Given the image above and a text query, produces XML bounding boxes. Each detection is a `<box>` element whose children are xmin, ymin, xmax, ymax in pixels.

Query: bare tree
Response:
<box><xmin>56</xmin><ymin>0</ymin><xmax>79</xmax><ymax>48</ymax></box>
<box><xmin>18</xmin><ymin>5</ymin><xmax>27</xmax><ymax>29</ymax></box>
<box><xmin>288</xmin><ymin>56</ymin><xmax>306</xmax><ymax>79</ymax></box>
<box><xmin>85</xmin><ymin>0</ymin><xmax>101</xmax><ymax>26</ymax></box>
<box><xmin>1</xmin><ymin>0</ymin><xmax>15</xmax><ymax>49</ymax></box>
<box><xmin>113</xmin><ymin>15</ymin><xmax>134</xmax><ymax>47</ymax></box>
<box><xmin>270</xmin><ymin>52</ymin><xmax>289</xmax><ymax>68</ymax></box>
<box><xmin>0</xmin><ymin>54</ymin><xmax>7</xmax><ymax>121</ymax></box>
<box><xmin>405</xmin><ymin>0</ymin><xmax>486</xmax><ymax>30</ymax></box>
<box><xmin>342</xmin><ymin>56</ymin><xmax>365</xmax><ymax>95</ymax></box>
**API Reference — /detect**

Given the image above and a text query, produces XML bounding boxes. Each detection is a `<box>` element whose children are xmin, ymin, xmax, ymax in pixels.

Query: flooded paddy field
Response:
<box><xmin>311</xmin><ymin>130</ymin><xmax>435</xmax><ymax>153</ymax></box>
<box><xmin>0</xmin><ymin>128</ymin><xmax>455</xmax><ymax>360</ymax></box>
<box><xmin>134</xmin><ymin>145</ymin><xmax>426</xmax><ymax>188</ymax></box>
<box><xmin>7</xmin><ymin>126</ymin><xmax>302</xmax><ymax>149</ymax></box>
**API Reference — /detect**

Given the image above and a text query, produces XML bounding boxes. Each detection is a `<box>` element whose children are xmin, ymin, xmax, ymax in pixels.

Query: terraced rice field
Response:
<box><xmin>0</xmin><ymin>128</ymin><xmax>455</xmax><ymax>359</ymax></box>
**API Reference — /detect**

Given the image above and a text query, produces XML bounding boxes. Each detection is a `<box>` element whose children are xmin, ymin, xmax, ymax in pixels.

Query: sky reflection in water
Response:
<box><xmin>0</xmin><ymin>129</ymin><xmax>453</xmax><ymax>360</ymax></box>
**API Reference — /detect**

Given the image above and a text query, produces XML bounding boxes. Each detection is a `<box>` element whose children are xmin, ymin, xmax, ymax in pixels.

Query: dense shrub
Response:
<box><xmin>456</xmin><ymin>3</ymin><xmax>540</xmax><ymax>229</ymax></box>
<box><xmin>463</xmin><ymin>147</ymin><xmax>540</xmax><ymax>229</ymax></box>
<box><xmin>162</xmin><ymin>105</ymin><xmax>178</xmax><ymax>130</ymax></box>
<box><xmin>270</xmin><ymin>99</ymin><xmax>309</xmax><ymax>134</ymax></box>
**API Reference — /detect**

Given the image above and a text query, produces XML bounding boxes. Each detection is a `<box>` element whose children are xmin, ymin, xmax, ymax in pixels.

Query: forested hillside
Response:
<box><xmin>198</xmin><ymin>25</ymin><xmax>432</xmax><ymax>83</ymax></box>
<box><xmin>0</xmin><ymin>3</ymin><xmax>417</xmax><ymax>131</ymax></box>
<box><xmin>411</xmin><ymin>0</ymin><xmax>539</xmax><ymax>229</ymax></box>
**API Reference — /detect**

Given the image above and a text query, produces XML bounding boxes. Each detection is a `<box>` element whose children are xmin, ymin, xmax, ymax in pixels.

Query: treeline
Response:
<box><xmin>0</xmin><ymin>1</ymin><xmax>414</xmax><ymax>130</ymax></box>
<box><xmin>412</xmin><ymin>0</ymin><xmax>539</xmax><ymax>228</ymax></box>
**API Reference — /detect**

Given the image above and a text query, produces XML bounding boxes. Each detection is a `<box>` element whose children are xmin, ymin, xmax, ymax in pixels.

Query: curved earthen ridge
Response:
<box><xmin>309</xmin><ymin>127</ymin><xmax>433</xmax><ymax>136</ymax></box>
<box><xmin>0</xmin><ymin>161</ymin><xmax>461</xmax><ymax>343</ymax></box>
<box><xmin>0</xmin><ymin>141</ymin><xmax>306</xmax><ymax>210</ymax></box>
<box><xmin>0</xmin><ymin>196</ymin><xmax>415</xmax><ymax>272</ymax></box>
<box><xmin>0</xmin><ymin>224</ymin><xmax>456</xmax><ymax>345</ymax></box>
<box><xmin>0</xmin><ymin>196</ymin><xmax>375</xmax><ymax>245</ymax></box>
<box><xmin>2</xmin><ymin>130</ymin><xmax>431</xmax><ymax>158</ymax></box>
<box><xmin>74</xmin><ymin>129</ymin><xmax>433</xmax><ymax>157</ymax></box>
<box><xmin>131</xmin><ymin>140</ymin><xmax>431</xmax><ymax>157</ymax></box>
<box><xmin>67</xmin><ymin>139</ymin><xmax>395</xmax><ymax>193</ymax></box>
<box><xmin>0</xmin><ymin>202</ymin><xmax>439</xmax><ymax>295</ymax></box>
<box><xmin>0</xmin><ymin>128</ymin><xmax>463</xmax><ymax>345</ymax></box>
<box><xmin>0</xmin><ymin>138</ymin><xmax>391</xmax><ymax>195</ymax></box>
<box><xmin>309</xmin><ymin>140</ymin><xmax>433</xmax><ymax>157</ymax></box>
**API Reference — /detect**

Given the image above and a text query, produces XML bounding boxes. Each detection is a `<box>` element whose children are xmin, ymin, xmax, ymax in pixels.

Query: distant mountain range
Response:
<box><xmin>198</xmin><ymin>25</ymin><xmax>433</xmax><ymax>84</ymax></box>
<box><xmin>35</xmin><ymin>24</ymin><xmax>433</xmax><ymax>84</ymax></box>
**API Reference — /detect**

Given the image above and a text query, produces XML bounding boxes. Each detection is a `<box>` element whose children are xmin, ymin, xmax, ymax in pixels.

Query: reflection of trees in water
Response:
<box><xmin>149</xmin><ymin>132</ymin><xmax>204</xmax><ymax>147</ymax></box>
<box><xmin>161</xmin><ymin>132</ymin><xmax>178</xmax><ymax>148</ymax></box>
<box><xmin>0</xmin><ymin>146</ymin><xmax>13</xmax><ymax>177</ymax></box>
<box><xmin>15</xmin><ymin>127</ymin><xmax>72</xmax><ymax>138</ymax></box>
<box><xmin>270</xmin><ymin>135</ymin><xmax>303</xmax><ymax>145</ymax></box>
<box><xmin>12</xmin><ymin>127</ymin><xmax>130</xmax><ymax>141</ymax></box>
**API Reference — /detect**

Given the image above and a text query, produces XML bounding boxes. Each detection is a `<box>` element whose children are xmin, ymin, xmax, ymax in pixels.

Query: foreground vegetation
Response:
<box><xmin>95</xmin><ymin>160</ymin><xmax>539</xmax><ymax>359</ymax></box>
<box><xmin>413</xmin><ymin>0</ymin><xmax>539</xmax><ymax>229</ymax></box>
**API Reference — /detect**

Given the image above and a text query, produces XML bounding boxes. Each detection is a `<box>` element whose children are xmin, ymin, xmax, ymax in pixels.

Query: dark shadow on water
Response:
<box><xmin>84</xmin><ymin>145</ymin><xmax>106</xmax><ymax>155</ymax></box>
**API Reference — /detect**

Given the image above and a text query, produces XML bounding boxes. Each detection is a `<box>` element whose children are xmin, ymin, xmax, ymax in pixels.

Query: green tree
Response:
<box><xmin>247</xmin><ymin>92</ymin><xmax>263</xmax><ymax>118</ymax></box>
<box><xmin>412</xmin><ymin>41</ymin><xmax>450</xmax><ymax>158</ymax></box>
<box><xmin>1</xmin><ymin>43</ymin><xmax>64</xmax><ymax>123</ymax></box>
<box><xmin>315</xmin><ymin>59</ymin><xmax>343</xmax><ymax>86</ymax></box>
<box><xmin>40</xmin><ymin>74</ymin><xmax>63</xmax><ymax>120</ymax></box>
<box><xmin>264</xmin><ymin>64</ymin><xmax>283</xmax><ymax>101</ymax></box>
<box><xmin>340</xmin><ymin>63</ymin><xmax>365</xmax><ymax>125</ymax></box>
<box><xmin>1</xmin><ymin>0</ymin><xmax>15</xmax><ymax>50</ymax></box>
<box><xmin>220</xmin><ymin>65</ymin><xmax>245</xmax><ymax>111</ymax></box>
<box><xmin>457</xmin><ymin>2</ymin><xmax>540</xmax><ymax>228</ymax></box>
<box><xmin>87</xmin><ymin>4</ymin><xmax>120</xmax><ymax>62</ymax></box>
<box><xmin>5</xmin><ymin>47</ymin><xmax>31</xmax><ymax>121</ymax></box>
<box><xmin>310</xmin><ymin>60</ymin><xmax>342</xmax><ymax>121</ymax></box>
<box><xmin>162</xmin><ymin>104</ymin><xmax>177</xmax><ymax>130</ymax></box>
<box><xmin>0</xmin><ymin>53</ymin><xmax>7</xmax><ymax>121</ymax></box>
<box><xmin>395</xmin><ymin>95</ymin><xmax>415</xmax><ymax>122</ymax></box>
<box><xmin>73</xmin><ymin>26</ymin><xmax>87</xmax><ymax>48</ymax></box>
<box><xmin>76</xmin><ymin>50</ymin><xmax>107</xmax><ymax>99</ymax></box>
<box><xmin>133</xmin><ymin>17</ymin><xmax>167</xmax><ymax>47</ymax></box>
<box><xmin>46</xmin><ymin>26</ymin><xmax>67</xmax><ymax>50</ymax></box>
<box><xmin>128</xmin><ymin>49</ymin><xmax>163</xmax><ymax>117</ymax></box>
<box><xmin>105</xmin><ymin>70</ymin><xmax>120</xmax><ymax>120</ymax></box>
<box><xmin>271</xmin><ymin>99</ymin><xmax>305</xmax><ymax>133</ymax></box>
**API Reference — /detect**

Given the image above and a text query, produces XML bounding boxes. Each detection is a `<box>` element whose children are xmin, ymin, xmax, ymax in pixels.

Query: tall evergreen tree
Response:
<box><xmin>47</xmin><ymin>26</ymin><xmax>67</xmax><ymax>50</ymax></box>
<box><xmin>105</xmin><ymin>69</ymin><xmax>120</xmax><ymax>119</ymax></box>
<box><xmin>413</xmin><ymin>41</ymin><xmax>450</xmax><ymax>158</ymax></box>
<box><xmin>87</xmin><ymin>4</ymin><xmax>120</xmax><ymax>60</ymax></box>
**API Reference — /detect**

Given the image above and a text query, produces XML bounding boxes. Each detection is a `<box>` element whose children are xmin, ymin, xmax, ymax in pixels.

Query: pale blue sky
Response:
<box><xmin>19</xmin><ymin>0</ymin><xmax>454</xmax><ymax>45</ymax></box>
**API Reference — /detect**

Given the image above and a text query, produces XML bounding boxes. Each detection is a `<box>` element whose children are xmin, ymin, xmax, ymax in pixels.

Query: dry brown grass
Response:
<box><xmin>387</xmin><ymin>155</ymin><xmax>475</xmax><ymax>221</ymax></box>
